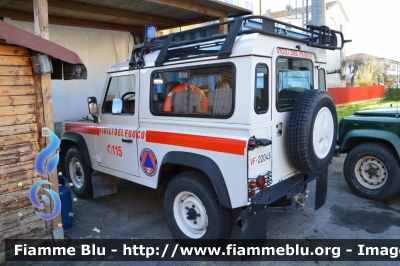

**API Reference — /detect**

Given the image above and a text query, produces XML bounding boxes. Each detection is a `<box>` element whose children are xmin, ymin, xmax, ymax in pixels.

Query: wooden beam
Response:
<box><xmin>13</xmin><ymin>0</ymin><xmax>179</xmax><ymax>27</ymax></box>
<box><xmin>146</xmin><ymin>0</ymin><xmax>227</xmax><ymax>18</ymax></box>
<box><xmin>33</xmin><ymin>0</ymin><xmax>63</xmax><ymax>239</ymax></box>
<box><xmin>0</xmin><ymin>86</ymin><xmax>35</xmax><ymax>96</ymax></box>
<box><xmin>0</xmin><ymin>0</ymin><xmax>12</xmax><ymax>7</ymax></box>
<box><xmin>0</xmin><ymin>105</ymin><xmax>35</xmax><ymax>116</ymax></box>
<box><xmin>0</xmin><ymin>114</ymin><xmax>36</xmax><ymax>126</ymax></box>
<box><xmin>0</xmin><ymin>9</ymin><xmax>144</xmax><ymax>32</ymax></box>
<box><xmin>0</xmin><ymin>132</ymin><xmax>38</xmax><ymax>146</ymax></box>
<box><xmin>219</xmin><ymin>17</ymin><xmax>228</xmax><ymax>34</ymax></box>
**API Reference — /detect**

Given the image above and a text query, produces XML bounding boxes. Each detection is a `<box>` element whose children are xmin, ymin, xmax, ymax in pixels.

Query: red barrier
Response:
<box><xmin>327</xmin><ymin>86</ymin><xmax>384</xmax><ymax>105</ymax></box>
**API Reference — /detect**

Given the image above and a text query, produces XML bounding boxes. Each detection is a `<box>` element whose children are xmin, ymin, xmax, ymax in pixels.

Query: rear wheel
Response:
<box><xmin>164</xmin><ymin>171</ymin><xmax>233</xmax><ymax>244</ymax></box>
<box><xmin>65</xmin><ymin>146</ymin><xmax>93</xmax><ymax>198</ymax></box>
<box><xmin>343</xmin><ymin>143</ymin><xmax>400</xmax><ymax>200</ymax></box>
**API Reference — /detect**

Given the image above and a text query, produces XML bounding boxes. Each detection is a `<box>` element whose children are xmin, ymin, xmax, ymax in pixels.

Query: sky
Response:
<box><xmin>263</xmin><ymin>0</ymin><xmax>400</xmax><ymax>61</ymax></box>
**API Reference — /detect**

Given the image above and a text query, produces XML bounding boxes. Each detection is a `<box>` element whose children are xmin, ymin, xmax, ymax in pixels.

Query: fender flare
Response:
<box><xmin>60</xmin><ymin>132</ymin><xmax>92</xmax><ymax>168</ymax></box>
<box><xmin>340</xmin><ymin>129</ymin><xmax>400</xmax><ymax>159</ymax></box>
<box><xmin>160</xmin><ymin>151</ymin><xmax>232</xmax><ymax>209</ymax></box>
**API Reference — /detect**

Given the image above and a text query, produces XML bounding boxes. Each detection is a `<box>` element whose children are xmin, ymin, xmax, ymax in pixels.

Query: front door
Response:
<box><xmin>97</xmin><ymin>70</ymin><xmax>139</xmax><ymax>176</ymax></box>
<box><xmin>271</xmin><ymin>50</ymin><xmax>315</xmax><ymax>181</ymax></box>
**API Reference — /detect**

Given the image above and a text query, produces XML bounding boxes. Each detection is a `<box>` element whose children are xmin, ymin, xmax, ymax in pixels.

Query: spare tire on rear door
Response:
<box><xmin>287</xmin><ymin>89</ymin><xmax>337</xmax><ymax>174</ymax></box>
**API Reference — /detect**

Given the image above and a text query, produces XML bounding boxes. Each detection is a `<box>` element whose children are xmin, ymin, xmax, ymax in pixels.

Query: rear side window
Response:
<box><xmin>318</xmin><ymin>68</ymin><xmax>326</xmax><ymax>90</ymax></box>
<box><xmin>151</xmin><ymin>64</ymin><xmax>234</xmax><ymax>118</ymax></box>
<box><xmin>277</xmin><ymin>57</ymin><xmax>313</xmax><ymax>111</ymax></box>
<box><xmin>255</xmin><ymin>64</ymin><xmax>269</xmax><ymax>114</ymax></box>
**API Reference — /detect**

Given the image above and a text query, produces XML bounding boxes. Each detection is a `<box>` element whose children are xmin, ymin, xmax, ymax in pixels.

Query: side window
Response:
<box><xmin>318</xmin><ymin>68</ymin><xmax>326</xmax><ymax>90</ymax></box>
<box><xmin>102</xmin><ymin>75</ymin><xmax>135</xmax><ymax>115</ymax></box>
<box><xmin>277</xmin><ymin>57</ymin><xmax>313</xmax><ymax>111</ymax></box>
<box><xmin>151</xmin><ymin>65</ymin><xmax>234</xmax><ymax>117</ymax></box>
<box><xmin>255</xmin><ymin>64</ymin><xmax>269</xmax><ymax>114</ymax></box>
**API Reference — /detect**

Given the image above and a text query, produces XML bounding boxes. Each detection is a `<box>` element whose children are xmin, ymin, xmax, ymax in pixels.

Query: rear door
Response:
<box><xmin>248</xmin><ymin>58</ymin><xmax>272</xmax><ymax>181</ymax></box>
<box><xmin>271</xmin><ymin>48</ymin><xmax>315</xmax><ymax>180</ymax></box>
<box><xmin>97</xmin><ymin>71</ymin><xmax>140</xmax><ymax>176</ymax></box>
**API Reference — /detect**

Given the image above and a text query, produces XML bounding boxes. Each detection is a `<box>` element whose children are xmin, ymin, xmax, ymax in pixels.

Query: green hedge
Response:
<box><xmin>385</xmin><ymin>88</ymin><xmax>400</xmax><ymax>101</ymax></box>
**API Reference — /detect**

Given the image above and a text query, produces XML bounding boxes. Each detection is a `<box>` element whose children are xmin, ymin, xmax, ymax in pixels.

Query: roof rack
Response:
<box><xmin>129</xmin><ymin>15</ymin><xmax>351</xmax><ymax>69</ymax></box>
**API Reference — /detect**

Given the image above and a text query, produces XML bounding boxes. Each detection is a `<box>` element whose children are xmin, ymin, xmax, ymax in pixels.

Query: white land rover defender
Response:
<box><xmin>60</xmin><ymin>16</ymin><xmax>350</xmax><ymax>241</ymax></box>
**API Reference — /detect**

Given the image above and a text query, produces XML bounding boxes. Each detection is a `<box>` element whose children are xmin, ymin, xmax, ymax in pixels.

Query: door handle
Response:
<box><xmin>276</xmin><ymin>122</ymin><xmax>283</xmax><ymax>137</ymax></box>
<box><xmin>122</xmin><ymin>139</ymin><xmax>133</xmax><ymax>143</ymax></box>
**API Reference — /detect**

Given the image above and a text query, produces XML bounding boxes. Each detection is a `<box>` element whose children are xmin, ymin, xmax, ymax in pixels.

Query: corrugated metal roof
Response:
<box><xmin>0</xmin><ymin>20</ymin><xmax>84</xmax><ymax>65</ymax></box>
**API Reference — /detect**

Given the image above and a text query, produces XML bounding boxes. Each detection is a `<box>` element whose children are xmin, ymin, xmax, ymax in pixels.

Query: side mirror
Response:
<box><xmin>87</xmin><ymin>97</ymin><xmax>99</xmax><ymax>123</ymax></box>
<box><xmin>112</xmin><ymin>99</ymin><xmax>123</xmax><ymax>114</ymax></box>
<box><xmin>88</xmin><ymin>97</ymin><xmax>98</xmax><ymax>115</ymax></box>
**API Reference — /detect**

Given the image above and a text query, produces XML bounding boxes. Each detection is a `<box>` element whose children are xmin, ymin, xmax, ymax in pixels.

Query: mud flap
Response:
<box><xmin>91</xmin><ymin>171</ymin><xmax>118</xmax><ymax>198</ymax></box>
<box><xmin>314</xmin><ymin>169</ymin><xmax>328</xmax><ymax>210</ymax></box>
<box><xmin>240</xmin><ymin>207</ymin><xmax>268</xmax><ymax>239</ymax></box>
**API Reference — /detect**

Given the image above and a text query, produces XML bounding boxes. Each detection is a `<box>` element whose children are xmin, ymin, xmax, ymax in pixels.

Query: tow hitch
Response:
<box><xmin>239</xmin><ymin>170</ymin><xmax>328</xmax><ymax>239</ymax></box>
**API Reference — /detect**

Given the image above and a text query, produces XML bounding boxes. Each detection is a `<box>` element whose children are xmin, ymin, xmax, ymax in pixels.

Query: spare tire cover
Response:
<box><xmin>287</xmin><ymin>89</ymin><xmax>337</xmax><ymax>174</ymax></box>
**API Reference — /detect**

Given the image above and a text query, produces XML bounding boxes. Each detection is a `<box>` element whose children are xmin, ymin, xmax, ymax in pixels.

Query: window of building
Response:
<box><xmin>223</xmin><ymin>0</ymin><xmax>239</xmax><ymax>6</ymax></box>
<box><xmin>151</xmin><ymin>64</ymin><xmax>234</xmax><ymax>117</ymax></box>
<box><xmin>244</xmin><ymin>1</ymin><xmax>254</xmax><ymax>12</ymax></box>
<box><xmin>255</xmin><ymin>64</ymin><xmax>269</xmax><ymax>114</ymax></box>
<box><xmin>276</xmin><ymin>57</ymin><xmax>313</xmax><ymax>111</ymax></box>
<box><xmin>102</xmin><ymin>75</ymin><xmax>135</xmax><ymax>115</ymax></box>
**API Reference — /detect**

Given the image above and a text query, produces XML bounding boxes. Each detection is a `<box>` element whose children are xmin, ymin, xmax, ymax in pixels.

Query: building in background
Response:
<box><xmin>265</xmin><ymin>1</ymin><xmax>349</xmax><ymax>87</ymax></box>
<box><xmin>217</xmin><ymin>1</ymin><xmax>349</xmax><ymax>88</ymax></box>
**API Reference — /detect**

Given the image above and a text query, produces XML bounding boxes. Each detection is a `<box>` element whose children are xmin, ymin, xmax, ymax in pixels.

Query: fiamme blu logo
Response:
<box><xmin>29</xmin><ymin>128</ymin><xmax>62</xmax><ymax>221</ymax></box>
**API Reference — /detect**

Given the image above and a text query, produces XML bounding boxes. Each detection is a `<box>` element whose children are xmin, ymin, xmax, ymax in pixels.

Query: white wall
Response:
<box><xmin>325</xmin><ymin>5</ymin><xmax>348</xmax><ymax>87</ymax></box>
<box><xmin>5</xmin><ymin>19</ymin><xmax>134</xmax><ymax>122</ymax></box>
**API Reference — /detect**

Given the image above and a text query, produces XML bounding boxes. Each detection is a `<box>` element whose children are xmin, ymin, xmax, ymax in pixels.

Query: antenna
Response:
<box><xmin>397</xmin><ymin>60</ymin><xmax>399</xmax><ymax>118</ymax></box>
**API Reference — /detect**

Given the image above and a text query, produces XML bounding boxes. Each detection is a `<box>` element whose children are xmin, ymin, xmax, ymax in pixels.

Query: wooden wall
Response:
<box><xmin>0</xmin><ymin>41</ymin><xmax>46</xmax><ymax>252</ymax></box>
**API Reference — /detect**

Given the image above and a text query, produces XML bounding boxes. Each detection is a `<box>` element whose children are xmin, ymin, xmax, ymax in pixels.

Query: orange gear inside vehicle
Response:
<box><xmin>163</xmin><ymin>83</ymin><xmax>208</xmax><ymax>113</ymax></box>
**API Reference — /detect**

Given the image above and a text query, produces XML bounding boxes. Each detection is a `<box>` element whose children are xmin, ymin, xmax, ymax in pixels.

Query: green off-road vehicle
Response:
<box><xmin>338</xmin><ymin>108</ymin><xmax>400</xmax><ymax>200</ymax></box>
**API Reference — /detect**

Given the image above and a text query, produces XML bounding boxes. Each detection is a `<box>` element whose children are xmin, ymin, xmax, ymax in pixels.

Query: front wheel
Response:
<box><xmin>65</xmin><ymin>146</ymin><xmax>93</xmax><ymax>198</ymax></box>
<box><xmin>164</xmin><ymin>172</ymin><xmax>233</xmax><ymax>244</ymax></box>
<box><xmin>343</xmin><ymin>143</ymin><xmax>400</xmax><ymax>200</ymax></box>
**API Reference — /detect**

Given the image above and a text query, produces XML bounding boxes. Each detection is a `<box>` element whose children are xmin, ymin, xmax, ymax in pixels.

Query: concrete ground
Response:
<box><xmin>4</xmin><ymin>155</ymin><xmax>400</xmax><ymax>266</ymax></box>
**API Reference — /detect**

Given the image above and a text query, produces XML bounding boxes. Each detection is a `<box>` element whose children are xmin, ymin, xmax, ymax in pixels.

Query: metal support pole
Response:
<box><xmin>311</xmin><ymin>0</ymin><xmax>325</xmax><ymax>26</ymax></box>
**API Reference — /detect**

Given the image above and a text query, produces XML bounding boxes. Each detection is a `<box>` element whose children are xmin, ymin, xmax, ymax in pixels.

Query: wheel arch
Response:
<box><xmin>60</xmin><ymin>132</ymin><xmax>92</xmax><ymax>168</ymax></box>
<box><xmin>159</xmin><ymin>151</ymin><xmax>232</xmax><ymax>209</ymax></box>
<box><xmin>340</xmin><ymin>129</ymin><xmax>400</xmax><ymax>161</ymax></box>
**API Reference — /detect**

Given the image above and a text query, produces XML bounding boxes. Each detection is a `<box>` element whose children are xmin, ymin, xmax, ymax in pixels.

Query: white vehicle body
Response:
<box><xmin>60</xmin><ymin>16</ymin><xmax>349</xmax><ymax>241</ymax></box>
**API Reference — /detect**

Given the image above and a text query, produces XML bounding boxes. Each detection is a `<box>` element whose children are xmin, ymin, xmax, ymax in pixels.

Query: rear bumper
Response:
<box><xmin>240</xmin><ymin>170</ymin><xmax>328</xmax><ymax>239</ymax></box>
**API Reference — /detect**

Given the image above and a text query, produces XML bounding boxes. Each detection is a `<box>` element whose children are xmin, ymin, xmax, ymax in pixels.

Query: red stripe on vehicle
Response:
<box><xmin>65</xmin><ymin>123</ymin><xmax>99</xmax><ymax>135</ymax></box>
<box><xmin>146</xmin><ymin>131</ymin><xmax>246</xmax><ymax>156</ymax></box>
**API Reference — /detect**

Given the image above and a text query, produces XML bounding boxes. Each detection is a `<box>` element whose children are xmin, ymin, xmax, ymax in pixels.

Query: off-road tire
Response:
<box><xmin>65</xmin><ymin>146</ymin><xmax>93</xmax><ymax>198</ymax></box>
<box><xmin>164</xmin><ymin>171</ymin><xmax>233</xmax><ymax>245</ymax></box>
<box><xmin>343</xmin><ymin>142</ymin><xmax>400</xmax><ymax>200</ymax></box>
<box><xmin>287</xmin><ymin>89</ymin><xmax>337</xmax><ymax>174</ymax></box>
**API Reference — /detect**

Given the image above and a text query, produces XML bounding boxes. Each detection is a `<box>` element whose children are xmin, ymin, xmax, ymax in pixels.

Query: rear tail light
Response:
<box><xmin>249</xmin><ymin>180</ymin><xmax>257</xmax><ymax>190</ymax></box>
<box><xmin>248</xmin><ymin>173</ymin><xmax>271</xmax><ymax>199</ymax></box>
<box><xmin>256</xmin><ymin>175</ymin><xmax>266</xmax><ymax>188</ymax></box>
<box><xmin>248</xmin><ymin>138</ymin><xmax>257</xmax><ymax>150</ymax></box>
<box><xmin>248</xmin><ymin>189</ymin><xmax>256</xmax><ymax>198</ymax></box>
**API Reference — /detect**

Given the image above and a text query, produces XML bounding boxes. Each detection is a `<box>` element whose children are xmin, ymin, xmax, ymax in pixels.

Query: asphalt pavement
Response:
<box><xmin>4</xmin><ymin>155</ymin><xmax>400</xmax><ymax>266</ymax></box>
